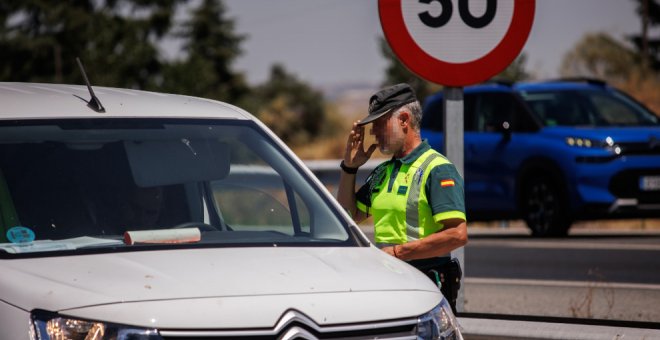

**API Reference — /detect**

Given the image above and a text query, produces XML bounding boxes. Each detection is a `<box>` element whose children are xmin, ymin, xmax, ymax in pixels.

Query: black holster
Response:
<box><xmin>408</xmin><ymin>257</ymin><xmax>462</xmax><ymax>314</ymax></box>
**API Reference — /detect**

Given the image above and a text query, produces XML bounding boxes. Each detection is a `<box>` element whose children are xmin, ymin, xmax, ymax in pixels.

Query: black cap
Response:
<box><xmin>357</xmin><ymin>83</ymin><xmax>417</xmax><ymax>126</ymax></box>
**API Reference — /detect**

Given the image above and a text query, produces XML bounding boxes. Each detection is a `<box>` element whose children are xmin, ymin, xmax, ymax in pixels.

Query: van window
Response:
<box><xmin>0</xmin><ymin>119</ymin><xmax>351</xmax><ymax>256</ymax></box>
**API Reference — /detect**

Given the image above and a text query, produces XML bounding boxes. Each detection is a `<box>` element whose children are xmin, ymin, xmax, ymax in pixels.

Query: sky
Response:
<box><xmin>218</xmin><ymin>0</ymin><xmax>648</xmax><ymax>89</ymax></box>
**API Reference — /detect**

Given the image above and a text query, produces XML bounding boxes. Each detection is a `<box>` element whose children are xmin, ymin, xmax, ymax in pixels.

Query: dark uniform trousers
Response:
<box><xmin>408</xmin><ymin>257</ymin><xmax>462</xmax><ymax>314</ymax></box>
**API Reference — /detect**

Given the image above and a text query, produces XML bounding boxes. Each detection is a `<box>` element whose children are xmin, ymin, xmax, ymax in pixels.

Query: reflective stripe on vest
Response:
<box><xmin>405</xmin><ymin>153</ymin><xmax>440</xmax><ymax>241</ymax></box>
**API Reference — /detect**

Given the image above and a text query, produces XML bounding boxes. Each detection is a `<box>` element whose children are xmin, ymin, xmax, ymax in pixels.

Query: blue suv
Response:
<box><xmin>421</xmin><ymin>79</ymin><xmax>660</xmax><ymax>236</ymax></box>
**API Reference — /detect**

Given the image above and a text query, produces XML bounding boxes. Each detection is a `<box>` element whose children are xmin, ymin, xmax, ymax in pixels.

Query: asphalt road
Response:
<box><xmin>358</xmin><ymin>225</ymin><xmax>660</xmax><ymax>322</ymax></box>
<box><xmin>358</xmin><ymin>226</ymin><xmax>660</xmax><ymax>285</ymax></box>
<box><xmin>459</xmin><ymin>227</ymin><xmax>660</xmax><ymax>322</ymax></box>
<box><xmin>465</xmin><ymin>232</ymin><xmax>660</xmax><ymax>284</ymax></box>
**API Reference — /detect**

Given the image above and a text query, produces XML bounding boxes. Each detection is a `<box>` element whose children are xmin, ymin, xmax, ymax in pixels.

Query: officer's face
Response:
<box><xmin>371</xmin><ymin>112</ymin><xmax>404</xmax><ymax>155</ymax></box>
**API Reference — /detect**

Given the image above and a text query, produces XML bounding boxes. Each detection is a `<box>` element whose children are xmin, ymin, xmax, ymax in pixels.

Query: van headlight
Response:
<box><xmin>31</xmin><ymin>311</ymin><xmax>163</xmax><ymax>340</ymax></box>
<box><xmin>416</xmin><ymin>298</ymin><xmax>463</xmax><ymax>339</ymax></box>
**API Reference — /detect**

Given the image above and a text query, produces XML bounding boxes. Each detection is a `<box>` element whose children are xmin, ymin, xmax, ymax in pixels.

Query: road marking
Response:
<box><xmin>466</xmin><ymin>277</ymin><xmax>660</xmax><ymax>290</ymax></box>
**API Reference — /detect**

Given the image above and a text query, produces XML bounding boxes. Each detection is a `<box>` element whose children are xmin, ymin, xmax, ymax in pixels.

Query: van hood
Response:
<box><xmin>1</xmin><ymin>247</ymin><xmax>439</xmax><ymax>326</ymax></box>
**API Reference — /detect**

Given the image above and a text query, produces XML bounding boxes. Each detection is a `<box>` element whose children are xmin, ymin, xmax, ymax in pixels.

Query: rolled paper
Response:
<box><xmin>124</xmin><ymin>228</ymin><xmax>201</xmax><ymax>245</ymax></box>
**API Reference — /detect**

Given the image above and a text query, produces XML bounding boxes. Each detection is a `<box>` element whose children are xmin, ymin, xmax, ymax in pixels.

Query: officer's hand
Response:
<box><xmin>344</xmin><ymin>120</ymin><xmax>377</xmax><ymax>168</ymax></box>
<box><xmin>382</xmin><ymin>246</ymin><xmax>396</xmax><ymax>258</ymax></box>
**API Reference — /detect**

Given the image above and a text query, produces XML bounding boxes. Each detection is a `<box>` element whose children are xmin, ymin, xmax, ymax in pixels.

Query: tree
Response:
<box><xmin>494</xmin><ymin>53</ymin><xmax>532</xmax><ymax>82</ymax></box>
<box><xmin>0</xmin><ymin>1</ymin><xmax>337</xmax><ymax>147</ymax></box>
<box><xmin>630</xmin><ymin>0</ymin><xmax>660</xmax><ymax>72</ymax></box>
<box><xmin>559</xmin><ymin>32</ymin><xmax>639</xmax><ymax>81</ymax></box>
<box><xmin>0</xmin><ymin>0</ymin><xmax>182</xmax><ymax>88</ymax></box>
<box><xmin>379</xmin><ymin>37</ymin><xmax>439</xmax><ymax>103</ymax></box>
<box><xmin>253</xmin><ymin>64</ymin><xmax>328</xmax><ymax>146</ymax></box>
<box><xmin>159</xmin><ymin>0</ymin><xmax>249</xmax><ymax>103</ymax></box>
<box><xmin>379</xmin><ymin>37</ymin><xmax>531</xmax><ymax>100</ymax></box>
<box><xmin>560</xmin><ymin>32</ymin><xmax>660</xmax><ymax>116</ymax></box>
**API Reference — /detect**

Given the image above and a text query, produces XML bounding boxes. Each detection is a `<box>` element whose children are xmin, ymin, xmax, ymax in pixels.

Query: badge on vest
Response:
<box><xmin>397</xmin><ymin>185</ymin><xmax>408</xmax><ymax>195</ymax></box>
<box><xmin>440</xmin><ymin>179</ymin><xmax>455</xmax><ymax>187</ymax></box>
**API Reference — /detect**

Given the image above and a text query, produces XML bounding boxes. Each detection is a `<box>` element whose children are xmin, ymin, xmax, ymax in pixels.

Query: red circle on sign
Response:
<box><xmin>379</xmin><ymin>0</ymin><xmax>535</xmax><ymax>87</ymax></box>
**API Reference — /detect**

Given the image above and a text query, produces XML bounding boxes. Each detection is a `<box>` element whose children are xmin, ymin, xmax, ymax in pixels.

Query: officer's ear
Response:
<box><xmin>398</xmin><ymin>110</ymin><xmax>410</xmax><ymax>128</ymax></box>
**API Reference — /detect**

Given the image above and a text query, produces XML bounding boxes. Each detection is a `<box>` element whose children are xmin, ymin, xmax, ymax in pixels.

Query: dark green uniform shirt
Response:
<box><xmin>356</xmin><ymin>141</ymin><xmax>465</xmax><ymax>244</ymax></box>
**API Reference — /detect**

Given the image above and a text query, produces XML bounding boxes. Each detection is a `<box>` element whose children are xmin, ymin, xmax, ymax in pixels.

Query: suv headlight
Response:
<box><xmin>565</xmin><ymin>137</ymin><xmax>601</xmax><ymax>148</ymax></box>
<box><xmin>31</xmin><ymin>310</ymin><xmax>163</xmax><ymax>340</ymax></box>
<box><xmin>566</xmin><ymin>136</ymin><xmax>622</xmax><ymax>155</ymax></box>
<box><xmin>416</xmin><ymin>298</ymin><xmax>463</xmax><ymax>339</ymax></box>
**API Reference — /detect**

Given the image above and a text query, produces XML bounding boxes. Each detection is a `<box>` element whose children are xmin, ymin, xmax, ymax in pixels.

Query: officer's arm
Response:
<box><xmin>337</xmin><ymin>170</ymin><xmax>369</xmax><ymax>223</ymax></box>
<box><xmin>383</xmin><ymin>219</ymin><xmax>467</xmax><ymax>260</ymax></box>
<box><xmin>337</xmin><ymin>120</ymin><xmax>375</xmax><ymax>223</ymax></box>
<box><xmin>382</xmin><ymin>162</ymin><xmax>467</xmax><ymax>260</ymax></box>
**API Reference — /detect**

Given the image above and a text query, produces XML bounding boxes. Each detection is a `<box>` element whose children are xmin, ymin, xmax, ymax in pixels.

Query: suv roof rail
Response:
<box><xmin>544</xmin><ymin>77</ymin><xmax>607</xmax><ymax>86</ymax></box>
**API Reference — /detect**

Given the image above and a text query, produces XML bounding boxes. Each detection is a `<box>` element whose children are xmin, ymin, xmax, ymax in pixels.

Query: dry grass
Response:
<box><xmin>292</xmin><ymin>101</ymin><xmax>355</xmax><ymax>160</ymax></box>
<box><xmin>615</xmin><ymin>72</ymin><xmax>660</xmax><ymax>115</ymax></box>
<box><xmin>292</xmin><ymin>137</ymin><xmax>346</xmax><ymax>160</ymax></box>
<box><xmin>292</xmin><ymin>101</ymin><xmax>391</xmax><ymax>160</ymax></box>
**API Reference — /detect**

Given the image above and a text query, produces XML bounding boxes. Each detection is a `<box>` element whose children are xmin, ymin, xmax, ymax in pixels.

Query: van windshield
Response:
<box><xmin>0</xmin><ymin>119</ymin><xmax>352</xmax><ymax>256</ymax></box>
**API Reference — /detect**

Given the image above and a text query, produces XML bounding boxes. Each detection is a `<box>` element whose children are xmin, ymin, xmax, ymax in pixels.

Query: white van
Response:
<box><xmin>0</xmin><ymin>82</ymin><xmax>462</xmax><ymax>339</ymax></box>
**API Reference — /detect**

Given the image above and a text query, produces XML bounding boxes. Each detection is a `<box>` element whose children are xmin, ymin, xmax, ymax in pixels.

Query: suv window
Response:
<box><xmin>421</xmin><ymin>96</ymin><xmax>445</xmax><ymax>132</ymax></box>
<box><xmin>519</xmin><ymin>89</ymin><xmax>659</xmax><ymax>127</ymax></box>
<box><xmin>468</xmin><ymin>92</ymin><xmax>537</xmax><ymax>132</ymax></box>
<box><xmin>421</xmin><ymin>91</ymin><xmax>538</xmax><ymax>132</ymax></box>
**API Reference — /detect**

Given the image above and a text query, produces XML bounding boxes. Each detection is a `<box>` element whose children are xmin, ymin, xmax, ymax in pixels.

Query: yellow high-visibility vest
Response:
<box><xmin>358</xmin><ymin>148</ymin><xmax>465</xmax><ymax>245</ymax></box>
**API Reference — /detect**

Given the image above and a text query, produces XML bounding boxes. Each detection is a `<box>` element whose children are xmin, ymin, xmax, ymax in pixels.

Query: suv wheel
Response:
<box><xmin>521</xmin><ymin>174</ymin><xmax>571</xmax><ymax>237</ymax></box>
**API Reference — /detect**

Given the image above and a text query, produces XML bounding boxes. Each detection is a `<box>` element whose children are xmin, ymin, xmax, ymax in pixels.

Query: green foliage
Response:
<box><xmin>559</xmin><ymin>30</ymin><xmax>660</xmax><ymax>116</ymax></box>
<box><xmin>379</xmin><ymin>37</ymin><xmax>439</xmax><ymax>103</ymax></box>
<box><xmin>494</xmin><ymin>53</ymin><xmax>532</xmax><ymax>82</ymax></box>
<box><xmin>0</xmin><ymin>0</ymin><xmax>248</xmax><ymax>101</ymax></box>
<box><xmin>559</xmin><ymin>32</ymin><xmax>639</xmax><ymax>81</ymax></box>
<box><xmin>379</xmin><ymin>37</ymin><xmax>530</xmax><ymax>98</ymax></box>
<box><xmin>0</xmin><ymin>0</ymin><xmax>331</xmax><ymax>146</ymax></box>
<box><xmin>0</xmin><ymin>0</ymin><xmax>181</xmax><ymax>88</ymax></box>
<box><xmin>631</xmin><ymin>0</ymin><xmax>660</xmax><ymax>71</ymax></box>
<box><xmin>160</xmin><ymin>0</ymin><xmax>249</xmax><ymax>103</ymax></box>
<box><xmin>559</xmin><ymin>1</ymin><xmax>660</xmax><ymax>83</ymax></box>
<box><xmin>252</xmin><ymin>64</ymin><xmax>331</xmax><ymax>146</ymax></box>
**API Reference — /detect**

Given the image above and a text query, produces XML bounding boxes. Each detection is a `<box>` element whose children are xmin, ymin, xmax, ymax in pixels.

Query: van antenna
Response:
<box><xmin>76</xmin><ymin>57</ymin><xmax>106</xmax><ymax>113</ymax></box>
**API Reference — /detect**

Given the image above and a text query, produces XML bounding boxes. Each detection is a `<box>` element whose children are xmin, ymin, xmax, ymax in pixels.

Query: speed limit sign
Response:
<box><xmin>379</xmin><ymin>0</ymin><xmax>535</xmax><ymax>86</ymax></box>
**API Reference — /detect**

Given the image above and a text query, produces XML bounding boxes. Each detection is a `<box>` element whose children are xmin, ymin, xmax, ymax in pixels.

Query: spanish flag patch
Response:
<box><xmin>440</xmin><ymin>179</ymin><xmax>455</xmax><ymax>187</ymax></box>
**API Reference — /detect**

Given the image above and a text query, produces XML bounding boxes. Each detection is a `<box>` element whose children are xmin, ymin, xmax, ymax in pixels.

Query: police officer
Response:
<box><xmin>337</xmin><ymin>83</ymin><xmax>467</xmax><ymax>312</ymax></box>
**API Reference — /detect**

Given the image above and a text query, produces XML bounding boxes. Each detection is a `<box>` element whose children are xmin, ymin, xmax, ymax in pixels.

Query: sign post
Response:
<box><xmin>378</xmin><ymin>0</ymin><xmax>535</xmax><ymax>313</ymax></box>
